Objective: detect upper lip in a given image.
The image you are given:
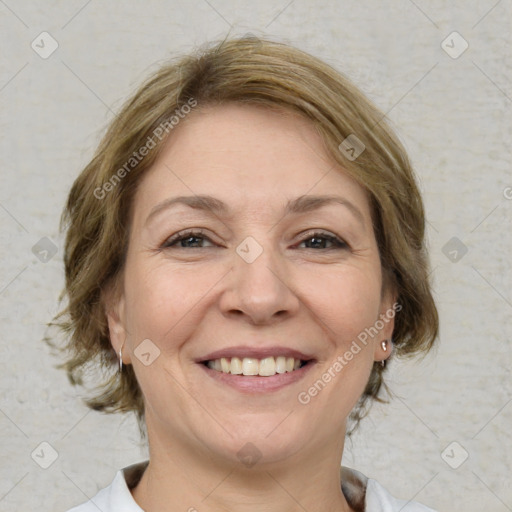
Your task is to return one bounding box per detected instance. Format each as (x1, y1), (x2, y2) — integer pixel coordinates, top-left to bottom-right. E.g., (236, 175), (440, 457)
(196, 345), (316, 363)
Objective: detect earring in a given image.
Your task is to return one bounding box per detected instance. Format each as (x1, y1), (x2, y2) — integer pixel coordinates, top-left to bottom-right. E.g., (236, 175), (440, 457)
(381, 339), (389, 368)
(118, 341), (124, 374)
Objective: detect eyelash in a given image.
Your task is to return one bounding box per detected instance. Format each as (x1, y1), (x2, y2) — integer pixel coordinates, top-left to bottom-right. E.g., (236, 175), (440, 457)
(161, 229), (348, 251)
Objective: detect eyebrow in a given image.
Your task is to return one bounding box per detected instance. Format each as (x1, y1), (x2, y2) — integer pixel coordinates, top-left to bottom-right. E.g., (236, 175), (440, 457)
(145, 194), (366, 227)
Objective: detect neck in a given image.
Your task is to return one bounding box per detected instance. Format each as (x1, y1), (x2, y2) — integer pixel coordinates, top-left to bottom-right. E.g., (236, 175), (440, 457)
(131, 418), (355, 512)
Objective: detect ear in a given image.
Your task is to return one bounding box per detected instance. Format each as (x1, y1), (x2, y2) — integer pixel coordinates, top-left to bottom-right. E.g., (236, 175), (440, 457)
(373, 281), (399, 364)
(103, 282), (131, 365)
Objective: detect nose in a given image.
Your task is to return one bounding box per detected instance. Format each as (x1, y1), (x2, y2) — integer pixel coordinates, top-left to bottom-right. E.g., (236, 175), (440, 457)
(219, 239), (300, 325)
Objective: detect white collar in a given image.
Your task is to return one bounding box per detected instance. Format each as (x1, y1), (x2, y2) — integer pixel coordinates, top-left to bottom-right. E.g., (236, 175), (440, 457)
(92, 460), (435, 512)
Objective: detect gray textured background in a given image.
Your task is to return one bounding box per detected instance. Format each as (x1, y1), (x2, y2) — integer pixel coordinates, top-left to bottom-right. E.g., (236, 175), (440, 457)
(1, 1), (511, 511)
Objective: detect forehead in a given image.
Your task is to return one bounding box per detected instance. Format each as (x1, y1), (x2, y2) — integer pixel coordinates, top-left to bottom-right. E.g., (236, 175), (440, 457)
(131, 103), (371, 224)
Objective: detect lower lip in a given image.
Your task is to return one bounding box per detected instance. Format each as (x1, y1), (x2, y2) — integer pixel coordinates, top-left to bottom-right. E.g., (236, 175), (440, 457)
(198, 361), (316, 393)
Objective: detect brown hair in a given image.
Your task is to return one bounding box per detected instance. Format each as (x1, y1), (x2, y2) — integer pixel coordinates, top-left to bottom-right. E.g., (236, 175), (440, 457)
(45, 35), (438, 441)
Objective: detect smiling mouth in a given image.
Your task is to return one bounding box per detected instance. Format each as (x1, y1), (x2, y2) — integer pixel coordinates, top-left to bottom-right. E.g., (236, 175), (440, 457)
(200, 356), (313, 377)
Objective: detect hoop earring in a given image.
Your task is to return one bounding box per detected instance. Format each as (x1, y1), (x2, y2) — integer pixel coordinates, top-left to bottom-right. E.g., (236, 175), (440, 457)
(118, 341), (124, 374)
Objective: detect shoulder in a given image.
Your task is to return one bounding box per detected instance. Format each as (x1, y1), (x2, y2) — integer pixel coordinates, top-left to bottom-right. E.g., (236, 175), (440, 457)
(64, 461), (148, 512)
(64, 483), (112, 512)
(365, 476), (438, 511)
(340, 466), (438, 512)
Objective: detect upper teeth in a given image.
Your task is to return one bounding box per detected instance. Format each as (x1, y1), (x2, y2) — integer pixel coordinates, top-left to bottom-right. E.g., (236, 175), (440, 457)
(206, 356), (303, 376)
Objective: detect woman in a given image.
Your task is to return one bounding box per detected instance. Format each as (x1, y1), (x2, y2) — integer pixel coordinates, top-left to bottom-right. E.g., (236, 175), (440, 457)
(50, 35), (439, 512)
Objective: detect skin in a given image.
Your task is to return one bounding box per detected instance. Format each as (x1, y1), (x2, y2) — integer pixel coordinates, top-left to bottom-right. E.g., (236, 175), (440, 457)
(106, 103), (396, 512)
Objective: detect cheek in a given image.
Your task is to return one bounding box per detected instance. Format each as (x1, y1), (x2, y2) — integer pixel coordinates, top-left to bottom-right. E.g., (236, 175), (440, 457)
(303, 266), (383, 344)
(300, 269), (381, 416)
(124, 262), (217, 345)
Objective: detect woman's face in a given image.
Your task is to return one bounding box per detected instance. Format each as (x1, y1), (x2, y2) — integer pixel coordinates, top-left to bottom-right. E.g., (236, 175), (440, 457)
(107, 103), (395, 467)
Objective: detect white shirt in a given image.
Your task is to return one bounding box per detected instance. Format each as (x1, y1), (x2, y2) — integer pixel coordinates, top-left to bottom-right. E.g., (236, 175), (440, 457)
(65, 460), (437, 512)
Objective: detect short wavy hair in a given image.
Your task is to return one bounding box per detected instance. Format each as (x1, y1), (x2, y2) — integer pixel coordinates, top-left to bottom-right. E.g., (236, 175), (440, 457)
(45, 35), (439, 442)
